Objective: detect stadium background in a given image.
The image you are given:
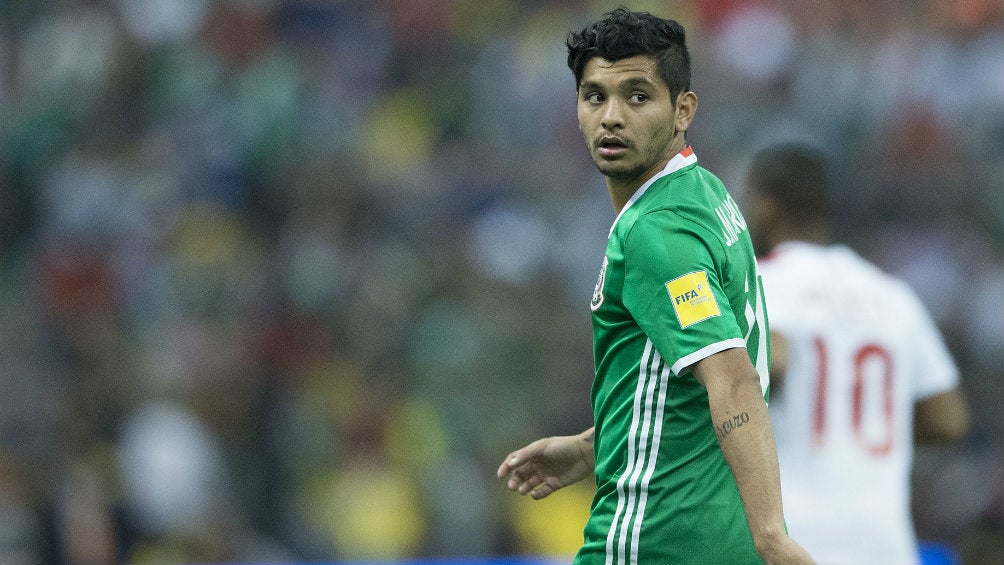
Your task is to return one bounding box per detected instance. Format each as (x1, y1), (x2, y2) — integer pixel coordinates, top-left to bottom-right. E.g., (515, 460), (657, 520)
(0, 0), (1001, 563)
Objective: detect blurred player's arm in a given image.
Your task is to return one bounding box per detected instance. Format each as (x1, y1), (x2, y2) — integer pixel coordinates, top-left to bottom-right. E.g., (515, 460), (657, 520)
(693, 347), (815, 565)
(497, 428), (595, 500)
(915, 388), (970, 445)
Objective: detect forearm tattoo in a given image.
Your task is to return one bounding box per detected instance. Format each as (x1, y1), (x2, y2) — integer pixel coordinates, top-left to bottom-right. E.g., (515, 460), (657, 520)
(715, 412), (750, 440)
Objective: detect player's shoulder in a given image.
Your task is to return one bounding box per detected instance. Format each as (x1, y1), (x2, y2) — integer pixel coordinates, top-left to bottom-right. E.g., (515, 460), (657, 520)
(636, 165), (730, 224)
(760, 242), (896, 291)
(616, 164), (735, 252)
(762, 243), (873, 274)
(770, 243), (926, 308)
(830, 246), (921, 298)
(759, 241), (832, 274)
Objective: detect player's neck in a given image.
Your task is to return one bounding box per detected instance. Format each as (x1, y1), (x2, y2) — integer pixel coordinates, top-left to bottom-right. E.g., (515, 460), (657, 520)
(774, 223), (831, 248)
(607, 181), (635, 214)
(605, 143), (685, 213)
(800, 223), (831, 245)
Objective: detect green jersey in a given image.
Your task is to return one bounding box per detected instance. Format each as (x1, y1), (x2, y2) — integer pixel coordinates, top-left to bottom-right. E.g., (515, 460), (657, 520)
(577, 147), (771, 565)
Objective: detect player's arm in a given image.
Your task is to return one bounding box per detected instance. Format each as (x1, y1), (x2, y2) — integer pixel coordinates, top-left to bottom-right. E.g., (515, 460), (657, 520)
(692, 347), (815, 565)
(497, 427), (595, 500)
(915, 387), (970, 445)
(903, 286), (971, 445)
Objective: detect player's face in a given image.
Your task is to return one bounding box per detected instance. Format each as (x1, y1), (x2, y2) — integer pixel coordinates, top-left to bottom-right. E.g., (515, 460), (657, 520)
(576, 55), (694, 188)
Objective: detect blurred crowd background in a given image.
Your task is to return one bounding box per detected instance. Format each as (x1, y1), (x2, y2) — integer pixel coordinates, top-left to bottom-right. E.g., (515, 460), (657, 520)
(0, 0), (1001, 564)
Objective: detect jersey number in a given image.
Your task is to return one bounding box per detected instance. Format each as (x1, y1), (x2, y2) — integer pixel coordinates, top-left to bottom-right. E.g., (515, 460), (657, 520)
(812, 337), (894, 455)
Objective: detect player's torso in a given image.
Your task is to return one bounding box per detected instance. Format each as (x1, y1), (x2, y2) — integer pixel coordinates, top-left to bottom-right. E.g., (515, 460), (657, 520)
(590, 164), (758, 472)
(581, 163), (765, 565)
(762, 244), (921, 470)
(760, 243), (923, 564)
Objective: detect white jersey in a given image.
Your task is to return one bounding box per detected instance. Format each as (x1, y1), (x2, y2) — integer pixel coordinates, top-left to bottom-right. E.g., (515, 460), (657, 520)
(759, 242), (959, 565)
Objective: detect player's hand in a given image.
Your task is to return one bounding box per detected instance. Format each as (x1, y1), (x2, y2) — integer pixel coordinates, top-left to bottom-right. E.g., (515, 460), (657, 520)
(755, 534), (816, 565)
(496, 431), (594, 500)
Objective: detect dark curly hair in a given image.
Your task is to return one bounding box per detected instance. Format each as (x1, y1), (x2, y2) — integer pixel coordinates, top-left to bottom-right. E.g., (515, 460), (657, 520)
(567, 7), (691, 103)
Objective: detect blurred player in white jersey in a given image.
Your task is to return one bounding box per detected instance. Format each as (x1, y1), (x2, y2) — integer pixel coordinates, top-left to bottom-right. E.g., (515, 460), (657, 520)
(747, 143), (971, 565)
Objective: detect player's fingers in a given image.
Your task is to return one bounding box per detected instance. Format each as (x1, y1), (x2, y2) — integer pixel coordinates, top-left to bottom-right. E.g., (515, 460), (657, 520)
(530, 483), (555, 500)
(497, 450), (527, 478)
(502, 462), (528, 487)
(497, 455), (515, 478)
(515, 472), (545, 495)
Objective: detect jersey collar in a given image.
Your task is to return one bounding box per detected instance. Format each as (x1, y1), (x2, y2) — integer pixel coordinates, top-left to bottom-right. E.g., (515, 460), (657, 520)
(609, 145), (697, 237)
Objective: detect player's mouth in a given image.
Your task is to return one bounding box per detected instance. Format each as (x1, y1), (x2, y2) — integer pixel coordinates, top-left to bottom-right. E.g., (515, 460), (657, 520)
(597, 136), (628, 159)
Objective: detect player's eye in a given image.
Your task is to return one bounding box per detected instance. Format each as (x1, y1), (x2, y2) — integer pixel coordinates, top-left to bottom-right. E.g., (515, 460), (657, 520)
(585, 92), (603, 104)
(629, 93), (648, 103)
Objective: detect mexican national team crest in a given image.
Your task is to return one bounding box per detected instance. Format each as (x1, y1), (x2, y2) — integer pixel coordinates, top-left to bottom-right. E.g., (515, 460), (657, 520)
(591, 256), (608, 311)
(666, 270), (721, 328)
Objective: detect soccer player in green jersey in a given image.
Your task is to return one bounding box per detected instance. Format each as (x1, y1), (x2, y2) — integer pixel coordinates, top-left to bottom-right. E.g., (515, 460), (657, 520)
(497, 9), (814, 565)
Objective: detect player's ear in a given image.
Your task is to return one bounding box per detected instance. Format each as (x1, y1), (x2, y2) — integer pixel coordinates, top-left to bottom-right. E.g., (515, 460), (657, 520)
(674, 91), (697, 132)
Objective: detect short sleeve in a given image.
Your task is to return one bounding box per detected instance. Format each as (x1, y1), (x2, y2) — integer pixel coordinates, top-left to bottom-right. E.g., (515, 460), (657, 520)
(622, 211), (743, 375)
(902, 287), (960, 399)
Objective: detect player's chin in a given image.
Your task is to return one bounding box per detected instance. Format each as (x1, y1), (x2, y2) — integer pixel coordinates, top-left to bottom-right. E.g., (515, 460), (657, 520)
(595, 161), (642, 180)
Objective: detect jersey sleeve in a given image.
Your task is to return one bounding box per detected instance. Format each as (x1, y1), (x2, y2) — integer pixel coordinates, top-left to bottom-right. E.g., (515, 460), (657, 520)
(901, 285), (960, 399)
(622, 210), (744, 376)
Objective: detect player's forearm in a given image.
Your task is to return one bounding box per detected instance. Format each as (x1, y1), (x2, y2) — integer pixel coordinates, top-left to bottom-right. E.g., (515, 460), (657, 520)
(707, 376), (787, 551)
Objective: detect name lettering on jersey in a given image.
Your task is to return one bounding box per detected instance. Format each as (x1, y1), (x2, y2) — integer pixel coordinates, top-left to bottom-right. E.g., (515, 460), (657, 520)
(714, 194), (748, 247)
(665, 270), (721, 328)
(591, 256), (608, 311)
